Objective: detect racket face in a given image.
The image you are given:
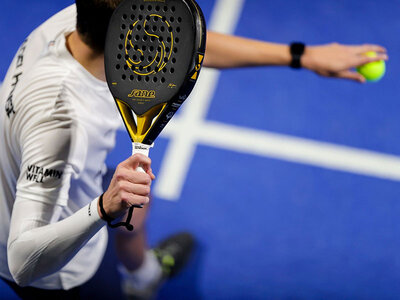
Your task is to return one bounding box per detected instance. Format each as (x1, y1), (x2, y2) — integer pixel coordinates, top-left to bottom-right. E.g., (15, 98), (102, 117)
(105, 0), (206, 117)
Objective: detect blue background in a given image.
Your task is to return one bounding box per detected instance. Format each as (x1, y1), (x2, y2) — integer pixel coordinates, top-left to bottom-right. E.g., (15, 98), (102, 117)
(1, 0), (400, 299)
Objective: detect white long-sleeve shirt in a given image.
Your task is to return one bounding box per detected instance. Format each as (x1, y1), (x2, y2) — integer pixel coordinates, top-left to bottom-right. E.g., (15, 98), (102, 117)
(0, 5), (122, 289)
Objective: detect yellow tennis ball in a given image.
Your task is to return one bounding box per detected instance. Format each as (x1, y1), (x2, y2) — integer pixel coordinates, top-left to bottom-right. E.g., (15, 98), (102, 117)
(356, 51), (386, 82)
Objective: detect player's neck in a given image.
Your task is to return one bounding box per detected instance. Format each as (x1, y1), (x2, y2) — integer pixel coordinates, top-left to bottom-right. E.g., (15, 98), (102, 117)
(66, 31), (106, 82)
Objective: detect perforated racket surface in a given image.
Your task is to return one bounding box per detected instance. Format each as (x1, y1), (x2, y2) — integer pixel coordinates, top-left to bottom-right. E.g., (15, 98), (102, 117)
(105, 0), (206, 145)
(104, 0), (206, 230)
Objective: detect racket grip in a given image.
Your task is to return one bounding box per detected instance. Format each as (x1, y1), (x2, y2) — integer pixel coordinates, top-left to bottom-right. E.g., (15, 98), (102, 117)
(131, 142), (154, 208)
(132, 142), (153, 172)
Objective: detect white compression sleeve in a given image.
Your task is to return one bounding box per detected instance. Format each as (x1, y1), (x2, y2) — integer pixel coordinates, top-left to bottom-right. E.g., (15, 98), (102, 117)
(7, 197), (105, 287)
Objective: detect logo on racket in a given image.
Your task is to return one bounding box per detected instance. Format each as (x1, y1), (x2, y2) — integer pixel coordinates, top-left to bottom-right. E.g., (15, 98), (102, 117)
(124, 14), (174, 76)
(128, 89), (156, 99)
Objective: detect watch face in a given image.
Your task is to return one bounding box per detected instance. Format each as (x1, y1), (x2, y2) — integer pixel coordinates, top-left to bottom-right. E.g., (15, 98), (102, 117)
(290, 42), (305, 55)
(290, 42), (305, 69)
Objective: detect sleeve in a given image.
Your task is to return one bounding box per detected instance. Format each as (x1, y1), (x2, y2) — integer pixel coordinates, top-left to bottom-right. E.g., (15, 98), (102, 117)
(7, 197), (105, 287)
(7, 86), (103, 286)
(15, 90), (87, 206)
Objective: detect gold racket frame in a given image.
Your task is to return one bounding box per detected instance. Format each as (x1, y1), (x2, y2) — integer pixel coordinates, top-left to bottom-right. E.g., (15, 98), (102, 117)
(116, 100), (167, 143)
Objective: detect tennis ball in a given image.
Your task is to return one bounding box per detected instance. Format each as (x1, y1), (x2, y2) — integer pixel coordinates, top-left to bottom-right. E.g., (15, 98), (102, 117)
(356, 51), (386, 82)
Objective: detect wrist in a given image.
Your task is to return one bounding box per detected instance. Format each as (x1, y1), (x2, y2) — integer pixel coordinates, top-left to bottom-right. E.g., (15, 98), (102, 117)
(89, 196), (103, 223)
(98, 193), (115, 223)
(299, 46), (316, 71)
(98, 193), (135, 231)
(97, 195), (104, 220)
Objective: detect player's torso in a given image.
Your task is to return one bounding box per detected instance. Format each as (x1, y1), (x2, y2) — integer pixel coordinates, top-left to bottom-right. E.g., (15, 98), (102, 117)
(57, 59), (121, 211)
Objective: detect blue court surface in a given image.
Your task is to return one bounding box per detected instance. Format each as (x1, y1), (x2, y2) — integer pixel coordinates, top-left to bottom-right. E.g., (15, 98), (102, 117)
(1, 0), (400, 299)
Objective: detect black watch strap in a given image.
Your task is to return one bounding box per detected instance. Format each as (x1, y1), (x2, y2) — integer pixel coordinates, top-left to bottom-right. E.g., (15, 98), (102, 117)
(290, 42), (305, 69)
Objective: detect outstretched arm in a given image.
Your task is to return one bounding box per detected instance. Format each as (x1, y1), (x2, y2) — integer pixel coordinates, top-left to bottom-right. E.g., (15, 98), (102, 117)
(204, 31), (388, 83)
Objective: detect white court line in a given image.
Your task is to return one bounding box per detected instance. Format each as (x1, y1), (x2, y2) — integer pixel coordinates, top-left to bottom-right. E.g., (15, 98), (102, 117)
(154, 0), (246, 200)
(163, 120), (400, 182)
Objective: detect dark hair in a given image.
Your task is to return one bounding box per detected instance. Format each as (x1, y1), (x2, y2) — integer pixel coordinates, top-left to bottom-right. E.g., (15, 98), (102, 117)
(75, 0), (122, 53)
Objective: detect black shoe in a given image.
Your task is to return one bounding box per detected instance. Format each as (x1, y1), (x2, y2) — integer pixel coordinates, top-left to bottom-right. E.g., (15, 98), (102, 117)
(153, 232), (195, 279)
(121, 232), (195, 300)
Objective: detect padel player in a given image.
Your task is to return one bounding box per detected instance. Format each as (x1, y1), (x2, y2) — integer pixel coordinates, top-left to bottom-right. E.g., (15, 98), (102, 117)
(0, 1), (387, 299)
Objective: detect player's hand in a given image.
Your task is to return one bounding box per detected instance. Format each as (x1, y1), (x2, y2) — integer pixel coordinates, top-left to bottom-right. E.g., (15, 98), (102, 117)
(301, 43), (388, 83)
(99, 154), (155, 219)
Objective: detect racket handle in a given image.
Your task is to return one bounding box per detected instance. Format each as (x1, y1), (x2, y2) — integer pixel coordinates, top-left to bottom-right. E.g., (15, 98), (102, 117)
(115, 143), (154, 231)
(132, 142), (153, 172)
(131, 142), (154, 209)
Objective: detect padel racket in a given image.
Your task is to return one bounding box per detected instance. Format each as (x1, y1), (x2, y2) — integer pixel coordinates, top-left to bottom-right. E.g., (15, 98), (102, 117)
(105, 0), (206, 230)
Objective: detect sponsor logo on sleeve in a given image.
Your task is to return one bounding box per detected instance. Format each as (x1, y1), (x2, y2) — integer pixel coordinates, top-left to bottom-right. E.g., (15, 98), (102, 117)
(25, 164), (63, 183)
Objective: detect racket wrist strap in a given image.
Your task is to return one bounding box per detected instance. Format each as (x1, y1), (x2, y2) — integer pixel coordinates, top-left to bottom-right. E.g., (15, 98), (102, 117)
(99, 193), (135, 231)
(289, 42), (305, 69)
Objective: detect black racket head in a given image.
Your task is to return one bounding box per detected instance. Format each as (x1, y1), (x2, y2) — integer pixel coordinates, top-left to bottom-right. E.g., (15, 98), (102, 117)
(105, 0), (206, 117)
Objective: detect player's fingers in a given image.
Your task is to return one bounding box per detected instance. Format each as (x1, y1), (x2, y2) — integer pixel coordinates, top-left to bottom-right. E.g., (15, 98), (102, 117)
(114, 167), (151, 184)
(137, 159), (154, 178)
(120, 153), (152, 170)
(352, 44), (387, 55)
(129, 195), (150, 207)
(336, 70), (366, 83)
(120, 181), (151, 197)
(126, 170), (152, 184)
(355, 54), (387, 68)
(121, 193), (150, 208)
(135, 156), (154, 175)
(146, 168), (156, 180)
(118, 154), (154, 180)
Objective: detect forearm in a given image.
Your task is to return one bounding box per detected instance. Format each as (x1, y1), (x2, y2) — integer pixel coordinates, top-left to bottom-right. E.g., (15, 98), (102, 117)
(7, 197), (104, 286)
(7, 153), (154, 287)
(204, 32), (388, 82)
(204, 31), (291, 69)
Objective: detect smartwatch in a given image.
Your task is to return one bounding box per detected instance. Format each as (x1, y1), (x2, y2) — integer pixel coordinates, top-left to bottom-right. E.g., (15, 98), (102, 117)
(290, 42), (305, 69)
